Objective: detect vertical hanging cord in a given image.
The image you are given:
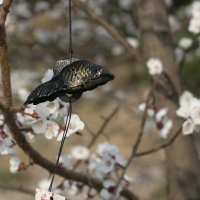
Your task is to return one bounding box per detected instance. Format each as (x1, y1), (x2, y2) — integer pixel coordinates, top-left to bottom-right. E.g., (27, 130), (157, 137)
(48, 103), (72, 193)
(69, 0), (73, 63)
(48, 1), (73, 196)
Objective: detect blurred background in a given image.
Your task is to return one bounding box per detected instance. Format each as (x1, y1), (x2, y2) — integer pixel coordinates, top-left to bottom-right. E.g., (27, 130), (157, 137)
(0, 0), (199, 199)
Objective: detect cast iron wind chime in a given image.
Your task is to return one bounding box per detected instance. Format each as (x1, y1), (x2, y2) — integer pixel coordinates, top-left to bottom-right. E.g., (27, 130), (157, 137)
(25, 0), (114, 198)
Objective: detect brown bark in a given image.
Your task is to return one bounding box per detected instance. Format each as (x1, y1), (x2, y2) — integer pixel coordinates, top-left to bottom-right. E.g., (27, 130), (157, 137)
(135, 0), (200, 200)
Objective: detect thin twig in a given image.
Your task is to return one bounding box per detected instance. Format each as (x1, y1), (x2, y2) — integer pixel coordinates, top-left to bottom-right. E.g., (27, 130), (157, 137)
(72, 0), (147, 64)
(135, 127), (182, 157)
(161, 72), (180, 101)
(88, 106), (120, 149)
(12, 108), (36, 118)
(73, 106), (120, 169)
(114, 76), (159, 197)
(0, 182), (34, 196)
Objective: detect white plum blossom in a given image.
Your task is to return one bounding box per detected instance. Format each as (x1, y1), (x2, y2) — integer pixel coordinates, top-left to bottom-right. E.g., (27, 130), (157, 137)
(157, 116), (173, 139)
(178, 37), (193, 50)
(52, 188), (67, 197)
(1, 147), (16, 155)
(9, 157), (24, 173)
(58, 154), (72, 170)
(115, 154), (127, 167)
(31, 119), (47, 134)
(71, 146), (90, 160)
(41, 69), (53, 83)
(179, 91), (193, 108)
(155, 107), (169, 122)
(96, 155), (115, 174)
(138, 103), (155, 117)
(190, 107), (200, 125)
(65, 114), (84, 136)
(118, 0), (133, 10)
(0, 135), (13, 154)
(16, 105), (36, 127)
(189, 98), (200, 123)
(17, 88), (30, 102)
(97, 142), (119, 157)
(63, 180), (73, 189)
(174, 47), (185, 62)
(176, 107), (190, 119)
(126, 37), (139, 49)
(48, 100), (60, 116)
(175, 91), (200, 135)
(38, 178), (52, 190)
(182, 118), (195, 135)
(24, 131), (35, 143)
(87, 154), (101, 172)
(191, 1), (200, 18)
(0, 114), (4, 126)
(36, 102), (50, 118)
(44, 121), (59, 139)
(164, 0), (173, 7)
(123, 174), (135, 187)
(100, 180), (122, 200)
(111, 44), (125, 56)
(146, 58), (163, 75)
(63, 180), (83, 196)
(57, 114), (84, 141)
(188, 17), (200, 34)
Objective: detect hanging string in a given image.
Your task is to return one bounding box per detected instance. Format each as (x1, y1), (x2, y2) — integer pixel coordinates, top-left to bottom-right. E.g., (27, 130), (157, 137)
(48, 1), (74, 196)
(48, 103), (72, 193)
(69, 0), (73, 63)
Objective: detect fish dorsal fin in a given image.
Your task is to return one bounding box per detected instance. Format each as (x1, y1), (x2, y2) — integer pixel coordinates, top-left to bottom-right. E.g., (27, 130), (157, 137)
(53, 57), (81, 76)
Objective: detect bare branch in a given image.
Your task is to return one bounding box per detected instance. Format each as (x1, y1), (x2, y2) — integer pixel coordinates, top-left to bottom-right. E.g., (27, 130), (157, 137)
(87, 105), (120, 149)
(0, 182), (34, 196)
(135, 127), (182, 157)
(72, 0), (147, 64)
(113, 75), (159, 196)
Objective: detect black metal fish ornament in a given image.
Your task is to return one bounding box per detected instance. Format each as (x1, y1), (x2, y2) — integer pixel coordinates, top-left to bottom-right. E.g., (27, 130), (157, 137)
(24, 58), (115, 105)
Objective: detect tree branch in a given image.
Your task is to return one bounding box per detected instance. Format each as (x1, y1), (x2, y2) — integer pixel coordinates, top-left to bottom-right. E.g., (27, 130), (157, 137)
(72, 0), (147, 64)
(135, 127), (182, 157)
(0, 0), (13, 108)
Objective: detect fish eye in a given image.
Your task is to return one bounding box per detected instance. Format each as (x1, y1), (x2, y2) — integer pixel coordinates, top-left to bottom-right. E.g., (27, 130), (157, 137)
(98, 68), (103, 73)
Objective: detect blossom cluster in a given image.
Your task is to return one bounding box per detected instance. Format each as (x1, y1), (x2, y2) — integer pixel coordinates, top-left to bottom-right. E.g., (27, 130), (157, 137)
(35, 142), (128, 199)
(188, 1), (200, 34)
(138, 102), (173, 139)
(16, 99), (84, 140)
(176, 91), (200, 135)
(0, 114), (16, 155)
